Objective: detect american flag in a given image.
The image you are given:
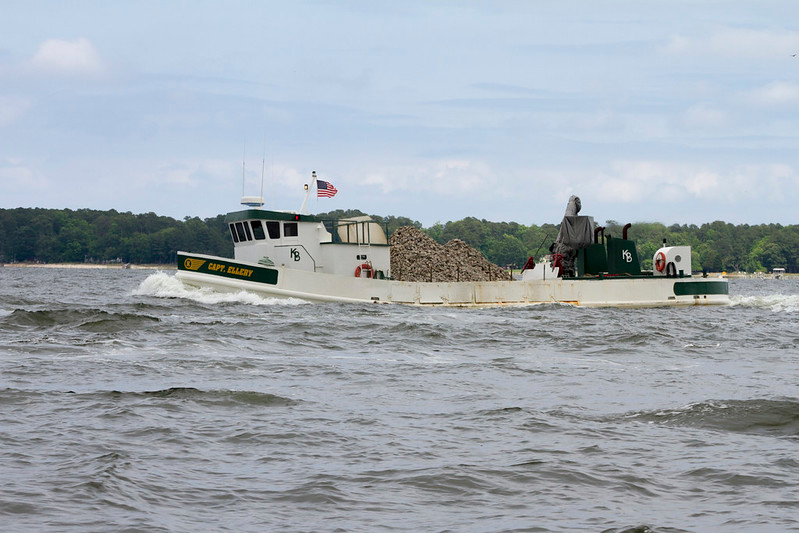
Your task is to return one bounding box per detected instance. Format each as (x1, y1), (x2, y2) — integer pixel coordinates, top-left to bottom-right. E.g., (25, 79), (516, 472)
(316, 179), (338, 198)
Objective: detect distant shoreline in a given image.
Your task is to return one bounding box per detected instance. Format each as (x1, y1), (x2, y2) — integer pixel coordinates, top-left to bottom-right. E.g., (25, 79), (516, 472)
(1, 262), (793, 277)
(0, 263), (174, 270)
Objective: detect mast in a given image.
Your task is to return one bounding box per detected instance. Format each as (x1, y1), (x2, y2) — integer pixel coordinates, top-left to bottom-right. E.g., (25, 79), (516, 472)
(260, 145), (265, 203)
(239, 142), (264, 208)
(298, 171), (315, 214)
(241, 143), (246, 198)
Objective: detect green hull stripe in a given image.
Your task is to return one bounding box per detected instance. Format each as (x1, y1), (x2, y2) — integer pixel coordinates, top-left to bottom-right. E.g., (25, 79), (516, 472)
(673, 280), (728, 296)
(178, 254), (278, 285)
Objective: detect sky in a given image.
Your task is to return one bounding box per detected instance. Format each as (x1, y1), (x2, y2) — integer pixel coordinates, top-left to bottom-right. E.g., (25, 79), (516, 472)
(1, 1), (798, 227)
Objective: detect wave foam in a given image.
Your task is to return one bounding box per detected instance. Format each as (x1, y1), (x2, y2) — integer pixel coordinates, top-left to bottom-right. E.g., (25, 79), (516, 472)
(132, 272), (308, 306)
(731, 294), (799, 312)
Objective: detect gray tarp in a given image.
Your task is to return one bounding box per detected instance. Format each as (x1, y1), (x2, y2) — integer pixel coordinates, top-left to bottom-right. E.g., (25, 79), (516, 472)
(563, 195), (581, 217)
(551, 195), (594, 276)
(556, 216), (594, 249)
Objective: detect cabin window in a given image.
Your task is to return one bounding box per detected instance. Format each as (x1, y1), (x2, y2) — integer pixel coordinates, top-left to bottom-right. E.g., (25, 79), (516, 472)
(235, 222), (249, 242)
(283, 222), (298, 237)
(229, 224), (239, 243)
(243, 221), (253, 240)
(251, 220), (266, 240)
(266, 221), (280, 239)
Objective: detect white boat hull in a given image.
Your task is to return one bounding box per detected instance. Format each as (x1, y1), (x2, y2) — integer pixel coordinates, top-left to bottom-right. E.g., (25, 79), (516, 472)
(176, 252), (730, 307)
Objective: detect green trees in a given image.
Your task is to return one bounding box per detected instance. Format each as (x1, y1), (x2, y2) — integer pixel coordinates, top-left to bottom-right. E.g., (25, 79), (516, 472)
(425, 218), (558, 268)
(0, 208), (231, 264)
(0, 207), (796, 272)
(749, 227), (799, 273)
(485, 234), (528, 267)
(609, 220), (799, 273)
(427, 217), (799, 272)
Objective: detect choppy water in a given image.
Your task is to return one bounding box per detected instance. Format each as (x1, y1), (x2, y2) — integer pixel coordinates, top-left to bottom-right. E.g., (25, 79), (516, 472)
(1, 267), (798, 532)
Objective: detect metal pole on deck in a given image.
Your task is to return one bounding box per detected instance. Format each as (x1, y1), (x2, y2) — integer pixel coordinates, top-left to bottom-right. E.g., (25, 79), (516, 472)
(298, 172), (315, 214)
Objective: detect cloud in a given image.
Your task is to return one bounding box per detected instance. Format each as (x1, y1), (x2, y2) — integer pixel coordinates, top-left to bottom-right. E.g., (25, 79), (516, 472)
(590, 160), (797, 206)
(26, 37), (105, 77)
(360, 159), (499, 196)
(131, 159), (243, 190)
(661, 26), (799, 60)
(0, 95), (32, 127)
(680, 105), (726, 128)
(746, 81), (799, 106)
(0, 158), (49, 193)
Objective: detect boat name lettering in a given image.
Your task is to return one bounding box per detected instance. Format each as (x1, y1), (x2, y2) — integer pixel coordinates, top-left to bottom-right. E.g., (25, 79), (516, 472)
(206, 262), (253, 277)
(290, 248), (301, 261)
(622, 250), (632, 263)
(226, 266), (253, 277)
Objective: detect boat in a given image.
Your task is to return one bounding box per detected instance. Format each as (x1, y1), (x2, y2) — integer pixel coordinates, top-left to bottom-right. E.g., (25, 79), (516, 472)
(772, 267), (785, 279)
(175, 182), (729, 307)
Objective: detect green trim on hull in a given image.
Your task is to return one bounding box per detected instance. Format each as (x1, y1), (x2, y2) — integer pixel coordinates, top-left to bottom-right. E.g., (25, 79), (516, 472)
(673, 280), (728, 296)
(177, 253), (278, 285)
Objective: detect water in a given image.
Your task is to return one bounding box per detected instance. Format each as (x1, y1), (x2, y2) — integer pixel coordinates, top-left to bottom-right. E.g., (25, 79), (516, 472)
(1, 268), (798, 532)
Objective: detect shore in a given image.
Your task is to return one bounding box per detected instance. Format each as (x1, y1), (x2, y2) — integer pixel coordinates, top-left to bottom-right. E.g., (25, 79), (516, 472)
(2, 263), (793, 277)
(0, 263), (174, 270)
(724, 271), (797, 279)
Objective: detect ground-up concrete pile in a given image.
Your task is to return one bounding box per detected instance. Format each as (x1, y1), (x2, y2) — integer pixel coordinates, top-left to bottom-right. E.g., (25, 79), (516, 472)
(389, 226), (511, 282)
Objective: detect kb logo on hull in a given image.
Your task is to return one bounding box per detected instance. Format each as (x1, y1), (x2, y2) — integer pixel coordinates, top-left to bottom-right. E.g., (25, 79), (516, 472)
(184, 258), (206, 271)
(290, 248), (301, 261)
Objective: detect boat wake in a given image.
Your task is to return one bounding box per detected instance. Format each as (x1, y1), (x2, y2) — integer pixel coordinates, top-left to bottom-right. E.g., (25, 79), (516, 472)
(730, 293), (799, 312)
(133, 272), (308, 306)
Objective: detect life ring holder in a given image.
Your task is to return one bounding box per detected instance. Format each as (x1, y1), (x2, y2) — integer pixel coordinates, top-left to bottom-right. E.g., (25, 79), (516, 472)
(655, 252), (666, 273)
(354, 263), (373, 278)
(665, 261), (677, 278)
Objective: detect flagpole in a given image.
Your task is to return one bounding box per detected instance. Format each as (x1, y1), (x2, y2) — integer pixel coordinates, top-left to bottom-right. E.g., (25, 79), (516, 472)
(299, 171), (315, 214)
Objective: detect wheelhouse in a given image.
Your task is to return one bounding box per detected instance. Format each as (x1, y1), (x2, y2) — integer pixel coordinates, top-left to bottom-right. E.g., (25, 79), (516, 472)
(225, 209), (391, 278)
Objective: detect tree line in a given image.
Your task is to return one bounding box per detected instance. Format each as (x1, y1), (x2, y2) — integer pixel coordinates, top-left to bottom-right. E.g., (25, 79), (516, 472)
(0, 208), (232, 265)
(0, 207), (796, 273)
(424, 216), (798, 273)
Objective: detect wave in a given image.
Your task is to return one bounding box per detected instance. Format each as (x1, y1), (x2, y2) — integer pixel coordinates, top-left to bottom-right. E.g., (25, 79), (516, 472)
(1, 307), (159, 332)
(624, 399), (799, 437)
(134, 386), (297, 407)
(0, 386), (296, 408)
(133, 272), (308, 306)
(600, 526), (667, 533)
(731, 294), (799, 312)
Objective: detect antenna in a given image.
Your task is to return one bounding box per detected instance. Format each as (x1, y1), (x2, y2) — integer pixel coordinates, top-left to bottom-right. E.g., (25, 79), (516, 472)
(239, 141), (264, 208)
(241, 142), (246, 197)
(260, 143), (265, 203)
(270, 151), (274, 210)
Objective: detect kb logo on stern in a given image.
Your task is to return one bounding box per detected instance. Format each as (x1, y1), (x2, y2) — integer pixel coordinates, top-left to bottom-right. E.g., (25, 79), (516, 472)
(290, 248), (301, 261)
